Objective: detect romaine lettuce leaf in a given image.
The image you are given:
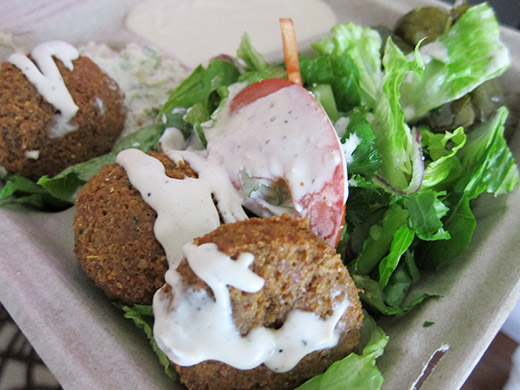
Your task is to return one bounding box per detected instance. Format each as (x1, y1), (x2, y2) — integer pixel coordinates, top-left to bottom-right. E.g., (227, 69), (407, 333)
(0, 174), (71, 210)
(311, 23), (382, 109)
(353, 274), (435, 316)
(420, 107), (518, 269)
(296, 313), (387, 390)
(236, 33), (286, 84)
(457, 106), (519, 198)
(300, 51), (362, 112)
(421, 127), (466, 190)
(400, 3), (511, 121)
(0, 124), (166, 208)
(404, 190), (450, 242)
(419, 193), (476, 269)
(378, 225), (415, 287)
(341, 108), (381, 178)
(370, 38), (424, 192)
(236, 32), (270, 72)
(350, 203), (409, 276)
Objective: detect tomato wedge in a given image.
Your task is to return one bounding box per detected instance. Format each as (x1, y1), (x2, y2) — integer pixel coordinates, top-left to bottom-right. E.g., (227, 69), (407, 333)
(207, 79), (347, 247)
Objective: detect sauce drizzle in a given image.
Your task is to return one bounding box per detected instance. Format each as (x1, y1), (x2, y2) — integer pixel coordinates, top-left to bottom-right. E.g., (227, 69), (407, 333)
(9, 41), (79, 138)
(154, 242), (350, 372)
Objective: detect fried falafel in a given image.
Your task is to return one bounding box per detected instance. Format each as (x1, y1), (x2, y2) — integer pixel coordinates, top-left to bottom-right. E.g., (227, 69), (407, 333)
(0, 51), (126, 180)
(73, 152), (197, 305)
(157, 215), (363, 390)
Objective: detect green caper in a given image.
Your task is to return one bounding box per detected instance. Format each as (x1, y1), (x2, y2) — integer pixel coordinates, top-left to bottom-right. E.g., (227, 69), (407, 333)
(451, 4), (472, 22)
(395, 7), (452, 47)
(425, 95), (476, 133)
(470, 79), (506, 123)
(372, 25), (414, 54)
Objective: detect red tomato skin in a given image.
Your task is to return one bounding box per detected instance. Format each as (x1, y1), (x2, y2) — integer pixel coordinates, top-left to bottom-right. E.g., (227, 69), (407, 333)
(230, 78), (296, 113)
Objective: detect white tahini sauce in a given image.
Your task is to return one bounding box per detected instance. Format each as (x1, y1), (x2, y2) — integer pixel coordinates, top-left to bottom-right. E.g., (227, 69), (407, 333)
(125, 0), (337, 68)
(116, 148), (247, 268)
(8, 41), (79, 138)
(154, 242), (350, 372)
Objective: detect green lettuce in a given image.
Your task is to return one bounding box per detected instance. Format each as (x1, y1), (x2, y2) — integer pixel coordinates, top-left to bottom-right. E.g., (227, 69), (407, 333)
(0, 124), (165, 208)
(341, 108), (381, 177)
(353, 274), (435, 316)
(421, 126), (466, 190)
(400, 3), (511, 121)
(370, 38), (424, 192)
(38, 124), (166, 202)
(0, 174), (71, 210)
(160, 58), (239, 116)
(296, 313), (387, 390)
(121, 304), (176, 379)
(311, 23), (383, 109)
(236, 33), (286, 83)
(300, 51), (362, 113)
(420, 107), (519, 269)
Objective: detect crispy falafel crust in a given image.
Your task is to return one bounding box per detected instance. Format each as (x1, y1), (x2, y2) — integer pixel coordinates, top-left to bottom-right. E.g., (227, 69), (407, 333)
(0, 56), (126, 180)
(73, 152), (197, 305)
(172, 215), (363, 390)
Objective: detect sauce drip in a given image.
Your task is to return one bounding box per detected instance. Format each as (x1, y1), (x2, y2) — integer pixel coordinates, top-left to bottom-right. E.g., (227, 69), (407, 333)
(9, 41), (79, 138)
(116, 148), (246, 268)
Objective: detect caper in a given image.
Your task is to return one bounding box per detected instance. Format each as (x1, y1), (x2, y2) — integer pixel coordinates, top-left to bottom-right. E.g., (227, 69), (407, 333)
(395, 7), (452, 47)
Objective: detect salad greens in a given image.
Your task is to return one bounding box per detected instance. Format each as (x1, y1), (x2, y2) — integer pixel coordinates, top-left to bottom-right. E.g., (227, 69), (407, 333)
(124, 3), (515, 387)
(296, 312), (387, 390)
(121, 304), (176, 379)
(1, 2), (518, 389)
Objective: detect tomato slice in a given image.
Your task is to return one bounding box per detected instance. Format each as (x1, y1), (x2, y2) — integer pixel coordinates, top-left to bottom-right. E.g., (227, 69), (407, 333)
(230, 78), (295, 113)
(207, 79), (347, 247)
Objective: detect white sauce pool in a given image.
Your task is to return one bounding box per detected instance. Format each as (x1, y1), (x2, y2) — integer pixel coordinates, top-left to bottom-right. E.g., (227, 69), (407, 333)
(125, 0), (337, 68)
(154, 242), (350, 372)
(8, 41), (79, 138)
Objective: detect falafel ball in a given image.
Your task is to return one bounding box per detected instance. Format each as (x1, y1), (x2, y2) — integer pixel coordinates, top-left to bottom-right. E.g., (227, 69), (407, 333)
(0, 54), (126, 180)
(163, 215), (363, 390)
(73, 152), (198, 305)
